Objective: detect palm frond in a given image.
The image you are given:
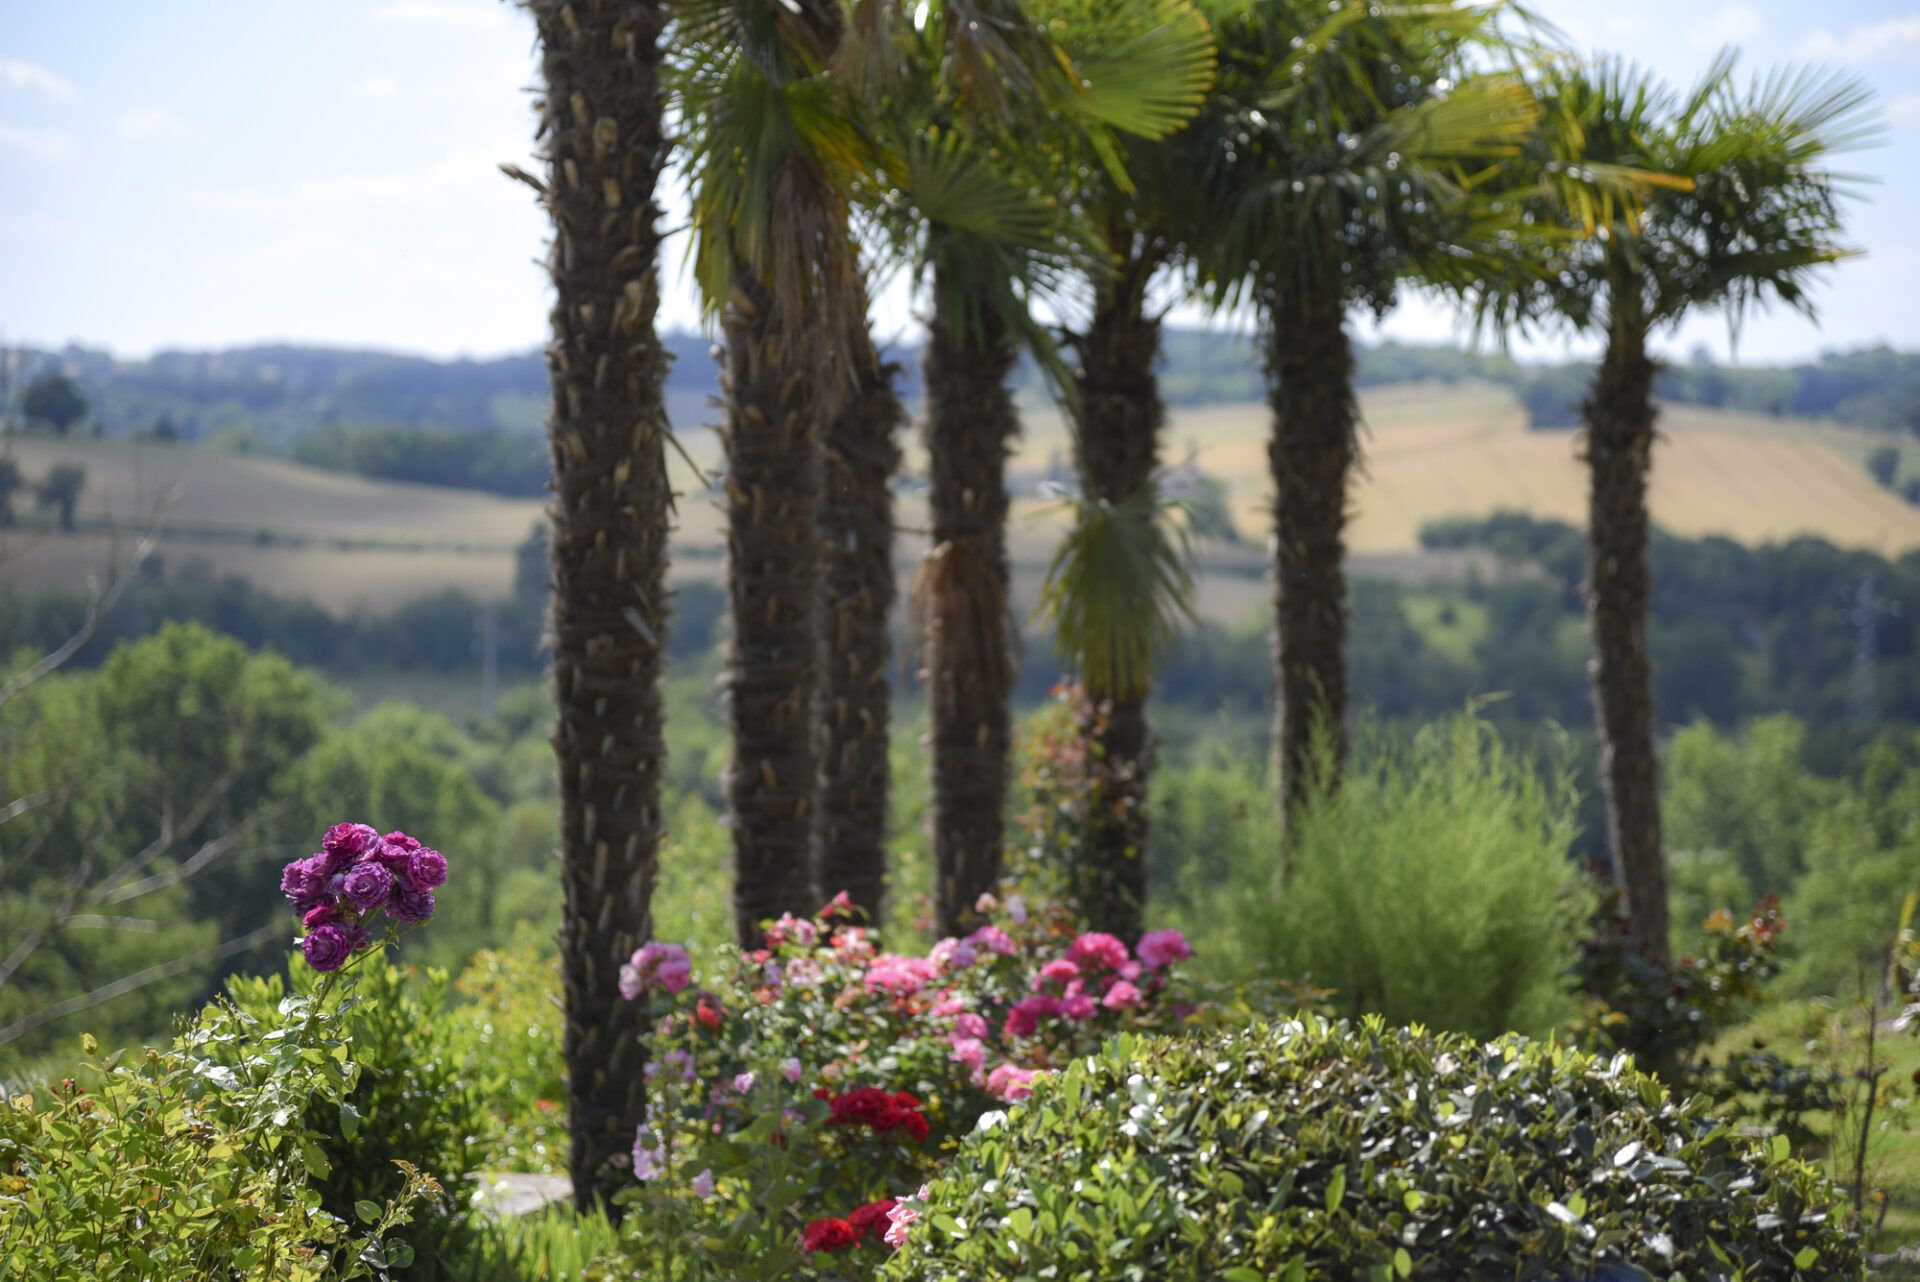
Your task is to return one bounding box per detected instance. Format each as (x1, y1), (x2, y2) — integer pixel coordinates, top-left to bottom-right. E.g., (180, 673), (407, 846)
(1061, 0), (1218, 142)
(1033, 486), (1197, 701)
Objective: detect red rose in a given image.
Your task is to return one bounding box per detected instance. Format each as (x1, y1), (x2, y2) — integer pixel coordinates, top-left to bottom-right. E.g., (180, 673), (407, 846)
(848, 1199), (898, 1240)
(695, 998), (723, 1032)
(800, 1218), (860, 1253)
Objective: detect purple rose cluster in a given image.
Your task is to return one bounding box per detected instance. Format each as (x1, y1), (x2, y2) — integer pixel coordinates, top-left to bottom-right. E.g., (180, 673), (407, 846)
(281, 821), (447, 972)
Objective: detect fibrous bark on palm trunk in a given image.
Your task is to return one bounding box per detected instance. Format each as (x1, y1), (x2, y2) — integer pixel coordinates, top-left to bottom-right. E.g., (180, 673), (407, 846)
(1266, 289), (1357, 819)
(923, 270), (1019, 937)
(1069, 255), (1164, 940)
(814, 350), (903, 924)
(1584, 326), (1670, 965)
(722, 275), (822, 944)
(525, 0), (670, 1211)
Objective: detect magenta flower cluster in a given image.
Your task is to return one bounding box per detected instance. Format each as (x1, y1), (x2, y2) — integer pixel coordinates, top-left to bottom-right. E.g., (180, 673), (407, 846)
(281, 822), (447, 971)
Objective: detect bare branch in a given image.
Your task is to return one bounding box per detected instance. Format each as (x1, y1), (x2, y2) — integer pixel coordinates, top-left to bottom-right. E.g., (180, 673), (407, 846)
(0, 787), (55, 827)
(0, 533), (154, 712)
(0, 922), (283, 1048)
(60, 915), (160, 933)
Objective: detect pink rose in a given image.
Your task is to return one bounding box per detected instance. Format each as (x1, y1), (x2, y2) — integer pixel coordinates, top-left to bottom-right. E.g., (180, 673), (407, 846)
(1067, 932), (1130, 974)
(1103, 980), (1144, 1010)
(1136, 928), (1192, 970)
(1003, 994), (1059, 1040)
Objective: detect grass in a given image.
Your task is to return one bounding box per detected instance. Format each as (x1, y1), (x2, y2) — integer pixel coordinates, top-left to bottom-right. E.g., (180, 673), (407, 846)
(7, 384), (1915, 618)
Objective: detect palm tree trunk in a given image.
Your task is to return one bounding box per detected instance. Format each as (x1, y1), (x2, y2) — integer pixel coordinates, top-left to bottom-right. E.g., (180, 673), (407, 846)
(525, 0), (669, 1211)
(1584, 326), (1670, 965)
(1069, 251), (1163, 940)
(814, 345), (902, 925)
(722, 276), (821, 944)
(1266, 289), (1356, 819)
(923, 269), (1018, 937)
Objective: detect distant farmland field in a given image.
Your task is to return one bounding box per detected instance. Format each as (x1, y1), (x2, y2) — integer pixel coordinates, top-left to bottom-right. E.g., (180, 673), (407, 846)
(5, 382), (1916, 619)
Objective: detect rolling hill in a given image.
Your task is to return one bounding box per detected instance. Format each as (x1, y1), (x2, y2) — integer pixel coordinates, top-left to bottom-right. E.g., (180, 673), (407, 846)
(4, 382), (1916, 622)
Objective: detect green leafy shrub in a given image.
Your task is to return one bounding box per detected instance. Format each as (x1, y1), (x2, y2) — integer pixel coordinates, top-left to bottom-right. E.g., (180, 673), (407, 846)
(887, 1017), (1865, 1282)
(229, 952), (492, 1232)
(447, 929), (568, 1176)
(0, 1002), (433, 1281)
(1205, 714), (1590, 1038)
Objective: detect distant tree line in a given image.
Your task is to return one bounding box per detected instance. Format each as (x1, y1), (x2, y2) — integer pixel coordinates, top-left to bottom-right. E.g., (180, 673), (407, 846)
(7, 518), (1914, 765)
(8, 333), (1914, 460)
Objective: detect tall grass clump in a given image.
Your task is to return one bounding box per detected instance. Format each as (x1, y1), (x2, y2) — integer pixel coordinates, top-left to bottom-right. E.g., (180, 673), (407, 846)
(1205, 713), (1591, 1038)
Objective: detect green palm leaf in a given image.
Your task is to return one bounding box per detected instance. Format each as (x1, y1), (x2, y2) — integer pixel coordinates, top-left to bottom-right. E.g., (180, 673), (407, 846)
(1034, 486), (1197, 702)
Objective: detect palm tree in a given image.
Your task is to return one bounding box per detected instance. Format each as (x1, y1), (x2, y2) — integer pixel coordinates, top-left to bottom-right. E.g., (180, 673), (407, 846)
(1484, 54), (1874, 963)
(871, 1), (1214, 937)
(814, 351), (904, 924)
(1173, 0), (1536, 818)
(518, 0), (673, 1207)
(1038, 37), (1214, 935)
(675, 0), (875, 943)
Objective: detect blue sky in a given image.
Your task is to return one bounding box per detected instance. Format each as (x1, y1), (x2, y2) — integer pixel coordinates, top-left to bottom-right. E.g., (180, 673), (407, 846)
(2, 0), (1917, 364)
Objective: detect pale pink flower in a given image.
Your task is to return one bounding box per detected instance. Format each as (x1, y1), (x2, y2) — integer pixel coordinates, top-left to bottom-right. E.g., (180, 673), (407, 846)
(985, 1064), (1040, 1101)
(966, 925), (1016, 956)
(767, 914), (818, 949)
(1061, 992), (1098, 1022)
(619, 941), (693, 998)
(949, 1036), (986, 1074)
(866, 953), (939, 996)
(1103, 979), (1144, 1010)
(780, 1056), (803, 1083)
(952, 1012), (989, 1040)
(733, 1071), (757, 1094)
(884, 1185), (931, 1249)
(930, 936), (979, 972)
(690, 1169), (715, 1199)
(1006, 895), (1028, 925)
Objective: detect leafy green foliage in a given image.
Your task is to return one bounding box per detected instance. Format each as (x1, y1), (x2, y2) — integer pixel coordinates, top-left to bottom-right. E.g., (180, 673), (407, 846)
(446, 932), (568, 1177)
(1485, 52), (1875, 344)
(0, 994), (435, 1281)
(1175, 0), (1536, 318)
(227, 952), (491, 1225)
(0, 623), (334, 1058)
(887, 1017), (1863, 1281)
(1195, 714), (1591, 1039)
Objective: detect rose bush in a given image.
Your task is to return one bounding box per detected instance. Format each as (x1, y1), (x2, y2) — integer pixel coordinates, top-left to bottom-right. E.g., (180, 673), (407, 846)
(0, 821), (453, 1282)
(605, 893), (1199, 1279)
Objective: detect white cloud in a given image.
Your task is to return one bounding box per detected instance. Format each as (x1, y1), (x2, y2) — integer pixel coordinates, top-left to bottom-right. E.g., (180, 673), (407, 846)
(371, 1), (508, 28)
(114, 107), (194, 142)
(354, 75), (401, 99)
(1805, 14), (1920, 63)
(0, 57), (76, 100)
(0, 121), (70, 159)
(1688, 3), (1761, 51)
